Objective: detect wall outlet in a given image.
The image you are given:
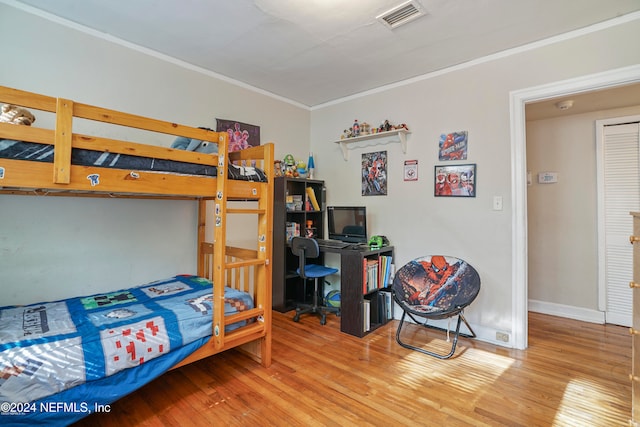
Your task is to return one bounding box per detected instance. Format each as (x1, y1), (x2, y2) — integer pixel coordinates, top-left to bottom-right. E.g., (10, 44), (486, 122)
(496, 331), (510, 342)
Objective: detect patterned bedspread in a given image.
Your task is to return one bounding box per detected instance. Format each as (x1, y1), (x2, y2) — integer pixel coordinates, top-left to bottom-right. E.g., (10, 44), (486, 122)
(0, 139), (268, 182)
(0, 275), (252, 424)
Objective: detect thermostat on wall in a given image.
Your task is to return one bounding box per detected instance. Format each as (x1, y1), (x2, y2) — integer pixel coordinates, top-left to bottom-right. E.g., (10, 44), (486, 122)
(538, 172), (558, 184)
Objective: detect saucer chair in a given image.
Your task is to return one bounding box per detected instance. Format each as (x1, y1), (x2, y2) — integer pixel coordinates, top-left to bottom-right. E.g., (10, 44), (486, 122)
(392, 255), (481, 359)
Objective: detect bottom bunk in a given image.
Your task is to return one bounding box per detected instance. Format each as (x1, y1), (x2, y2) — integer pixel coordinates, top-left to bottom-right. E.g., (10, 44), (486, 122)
(0, 246), (271, 425)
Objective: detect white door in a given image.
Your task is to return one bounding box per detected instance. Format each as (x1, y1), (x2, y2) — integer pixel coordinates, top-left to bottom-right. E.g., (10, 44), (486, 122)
(597, 118), (640, 327)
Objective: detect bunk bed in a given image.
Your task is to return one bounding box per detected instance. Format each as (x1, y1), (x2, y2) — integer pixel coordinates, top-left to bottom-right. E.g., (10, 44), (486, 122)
(0, 85), (274, 424)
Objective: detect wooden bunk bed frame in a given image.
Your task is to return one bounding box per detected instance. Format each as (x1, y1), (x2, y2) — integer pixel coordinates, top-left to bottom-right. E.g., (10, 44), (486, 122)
(0, 85), (274, 368)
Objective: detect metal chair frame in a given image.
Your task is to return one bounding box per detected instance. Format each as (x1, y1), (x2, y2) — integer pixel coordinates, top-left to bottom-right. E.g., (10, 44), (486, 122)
(392, 255), (480, 359)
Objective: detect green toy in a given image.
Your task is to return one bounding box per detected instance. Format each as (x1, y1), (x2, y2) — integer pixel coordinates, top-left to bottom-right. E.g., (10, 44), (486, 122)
(368, 235), (383, 249)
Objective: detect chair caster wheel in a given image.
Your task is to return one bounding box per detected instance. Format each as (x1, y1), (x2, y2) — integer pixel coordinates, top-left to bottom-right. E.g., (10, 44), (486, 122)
(320, 316), (326, 325)
(293, 313), (300, 322)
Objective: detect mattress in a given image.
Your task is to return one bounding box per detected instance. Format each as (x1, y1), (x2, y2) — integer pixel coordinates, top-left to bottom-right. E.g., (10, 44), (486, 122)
(0, 139), (268, 182)
(0, 274), (253, 425)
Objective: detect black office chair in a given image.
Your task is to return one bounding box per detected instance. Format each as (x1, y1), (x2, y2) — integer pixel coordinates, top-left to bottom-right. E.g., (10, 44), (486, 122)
(392, 255), (481, 359)
(291, 237), (340, 325)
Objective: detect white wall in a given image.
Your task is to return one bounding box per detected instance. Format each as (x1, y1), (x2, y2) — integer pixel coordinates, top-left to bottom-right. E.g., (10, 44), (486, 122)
(526, 105), (640, 319)
(310, 18), (640, 342)
(0, 4), (309, 305)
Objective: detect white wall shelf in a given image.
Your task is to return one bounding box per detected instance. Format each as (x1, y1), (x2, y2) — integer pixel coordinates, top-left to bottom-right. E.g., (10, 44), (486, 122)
(333, 129), (410, 160)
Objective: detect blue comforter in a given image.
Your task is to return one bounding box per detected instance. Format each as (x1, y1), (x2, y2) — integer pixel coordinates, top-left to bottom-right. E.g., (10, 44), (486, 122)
(0, 275), (253, 425)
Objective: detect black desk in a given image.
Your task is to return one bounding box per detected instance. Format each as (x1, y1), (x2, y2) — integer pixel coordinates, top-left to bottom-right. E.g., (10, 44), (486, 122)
(319, 245), (394, 337)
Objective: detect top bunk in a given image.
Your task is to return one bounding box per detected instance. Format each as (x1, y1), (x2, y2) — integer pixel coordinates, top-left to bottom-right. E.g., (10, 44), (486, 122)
(0, 85), (273, 200)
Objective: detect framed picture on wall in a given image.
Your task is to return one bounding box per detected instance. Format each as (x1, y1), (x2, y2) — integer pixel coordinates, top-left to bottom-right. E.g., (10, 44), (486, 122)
(434, 164), (476, 197)
(438, 131), (468, 161)
(215, 118), (260, 152)
(404, 160), (418, 181)
(362, 151), (387, 196)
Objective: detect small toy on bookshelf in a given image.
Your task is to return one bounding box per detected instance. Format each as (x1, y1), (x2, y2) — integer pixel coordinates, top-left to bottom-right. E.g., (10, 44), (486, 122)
(305, 220), (316, 238)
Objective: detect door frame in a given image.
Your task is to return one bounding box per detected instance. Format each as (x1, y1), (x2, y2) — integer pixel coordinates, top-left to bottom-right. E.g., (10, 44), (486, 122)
(509, 64), (640, 349)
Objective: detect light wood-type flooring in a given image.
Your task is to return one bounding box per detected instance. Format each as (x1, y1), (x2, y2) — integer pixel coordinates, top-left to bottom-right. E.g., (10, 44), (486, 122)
(74, 311), (631, 426)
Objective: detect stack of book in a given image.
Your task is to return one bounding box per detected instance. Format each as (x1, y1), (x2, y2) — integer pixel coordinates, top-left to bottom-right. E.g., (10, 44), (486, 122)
(362, 255), (394, 293)
(363, 290), (394, 333)
(363, 259), (379, 293)
(378, 255), (394, 288)
(286, 221), (300, 242)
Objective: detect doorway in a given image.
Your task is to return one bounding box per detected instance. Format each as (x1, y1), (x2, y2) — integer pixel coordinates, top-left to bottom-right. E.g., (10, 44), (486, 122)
(510, 64), (640, 349)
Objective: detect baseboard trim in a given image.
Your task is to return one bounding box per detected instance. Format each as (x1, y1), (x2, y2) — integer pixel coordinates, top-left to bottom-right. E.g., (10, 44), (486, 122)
(528, 299), (605, 324)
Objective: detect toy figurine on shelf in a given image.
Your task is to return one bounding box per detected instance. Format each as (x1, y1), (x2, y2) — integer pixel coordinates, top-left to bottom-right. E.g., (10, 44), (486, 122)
(361, 122), (371, 135)
(274, 160), (283, 177)
(353, 119), (360, 136)
(283, 154), (298, 177)
(305, 220), (316, 238)
(296, 160), (307, 178)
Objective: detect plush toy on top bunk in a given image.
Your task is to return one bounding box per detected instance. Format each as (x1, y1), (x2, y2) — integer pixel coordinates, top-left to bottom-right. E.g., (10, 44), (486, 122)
(170, 127), (218, 153)
(0, 104), (36, 126)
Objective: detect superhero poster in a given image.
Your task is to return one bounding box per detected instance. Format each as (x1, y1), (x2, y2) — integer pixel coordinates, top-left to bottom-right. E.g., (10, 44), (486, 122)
(362, 151), (387, 196)
(434, 164), (476, 197)
(438, 131), (468, 161)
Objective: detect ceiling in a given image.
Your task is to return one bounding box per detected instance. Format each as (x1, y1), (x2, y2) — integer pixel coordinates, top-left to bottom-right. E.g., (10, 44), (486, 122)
(525, 83), (640, 121)
(10, 0), (640, 108)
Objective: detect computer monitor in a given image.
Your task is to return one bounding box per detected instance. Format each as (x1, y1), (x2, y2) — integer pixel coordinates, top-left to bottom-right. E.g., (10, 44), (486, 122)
(327, 206), (368, 243)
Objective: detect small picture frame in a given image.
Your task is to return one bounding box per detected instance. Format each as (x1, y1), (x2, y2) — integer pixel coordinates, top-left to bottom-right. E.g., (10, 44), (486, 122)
(404, 160), (418, 181)
(434, 164), (476, 197)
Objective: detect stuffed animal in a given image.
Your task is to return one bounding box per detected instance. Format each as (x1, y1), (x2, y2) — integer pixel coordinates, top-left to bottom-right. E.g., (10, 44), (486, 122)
(170, 127), (218, 154)
(0, 104), (36, 126)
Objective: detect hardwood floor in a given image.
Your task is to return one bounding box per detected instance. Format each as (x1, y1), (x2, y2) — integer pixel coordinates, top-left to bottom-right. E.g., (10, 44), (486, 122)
(74, 311), (631, 426)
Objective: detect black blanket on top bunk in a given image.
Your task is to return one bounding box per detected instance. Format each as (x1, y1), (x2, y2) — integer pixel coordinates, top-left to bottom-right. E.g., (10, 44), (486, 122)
(0, 139), (268, 182)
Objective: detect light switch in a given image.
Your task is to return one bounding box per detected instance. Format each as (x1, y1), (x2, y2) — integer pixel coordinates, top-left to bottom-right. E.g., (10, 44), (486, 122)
(493, 196), (503, 211)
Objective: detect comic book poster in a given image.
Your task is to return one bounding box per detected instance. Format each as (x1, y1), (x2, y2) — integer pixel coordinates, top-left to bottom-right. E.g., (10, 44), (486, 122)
(434, 164), (476, 197)
(362, 151), (387, 196)
(438, 131), (468, 161)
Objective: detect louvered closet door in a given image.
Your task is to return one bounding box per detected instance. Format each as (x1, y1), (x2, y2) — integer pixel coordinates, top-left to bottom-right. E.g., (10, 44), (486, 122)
(602, 122), (640, 326)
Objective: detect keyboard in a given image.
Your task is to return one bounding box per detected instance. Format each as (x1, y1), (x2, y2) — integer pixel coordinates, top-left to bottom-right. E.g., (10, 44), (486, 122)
(315, 239), (350, 249)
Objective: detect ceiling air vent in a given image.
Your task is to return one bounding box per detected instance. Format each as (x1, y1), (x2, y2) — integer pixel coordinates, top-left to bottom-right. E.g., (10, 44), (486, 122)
(377, 1), (425, 29)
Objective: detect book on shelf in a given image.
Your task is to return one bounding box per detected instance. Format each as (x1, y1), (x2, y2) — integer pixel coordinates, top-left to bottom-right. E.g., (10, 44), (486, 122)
(286, 221), (300, 241)
(378, 255), (393, 288)
(305, 187), (320, 211)
(378, 290), (394, 320)
(363, 299), (371, 332)
(369, 293), (382, 325)
(363, 258), (379, 293)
